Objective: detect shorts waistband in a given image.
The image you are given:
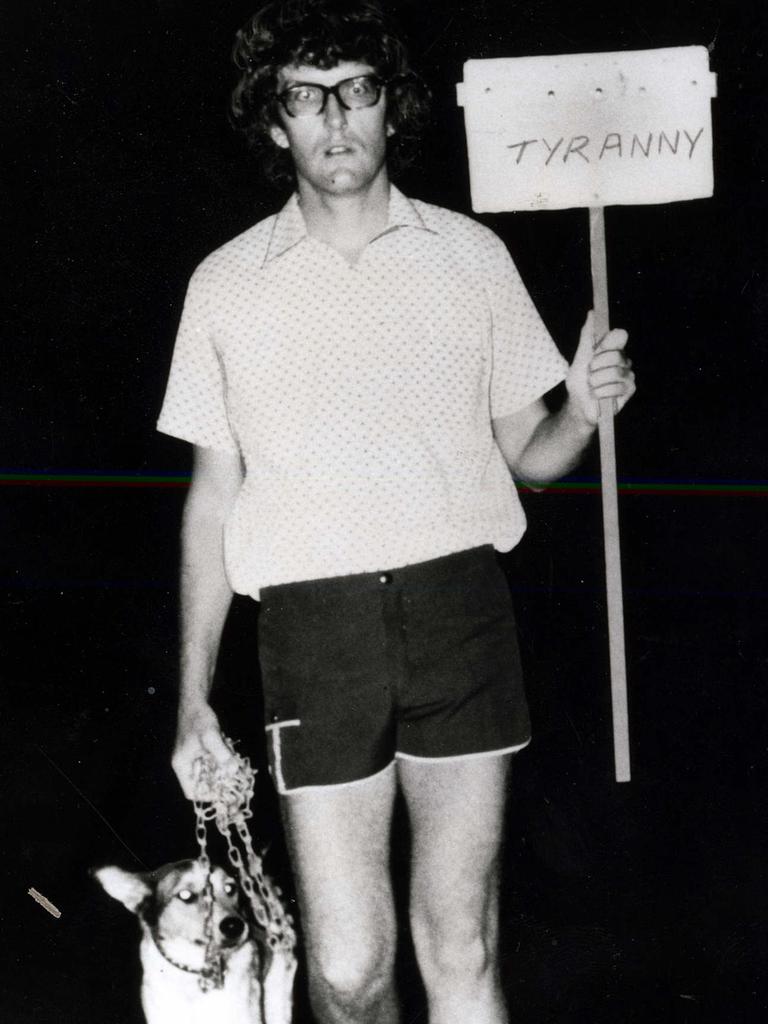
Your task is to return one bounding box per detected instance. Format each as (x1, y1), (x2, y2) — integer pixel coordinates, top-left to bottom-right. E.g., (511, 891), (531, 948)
(260, 545), (495, 600)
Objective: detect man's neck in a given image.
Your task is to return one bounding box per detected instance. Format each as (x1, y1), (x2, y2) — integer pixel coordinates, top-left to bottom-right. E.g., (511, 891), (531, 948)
(296, 172), (390, 264)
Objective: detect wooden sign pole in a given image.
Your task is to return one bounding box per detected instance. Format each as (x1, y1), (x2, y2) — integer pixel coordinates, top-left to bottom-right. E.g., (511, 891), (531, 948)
(589, 206), (631, 782)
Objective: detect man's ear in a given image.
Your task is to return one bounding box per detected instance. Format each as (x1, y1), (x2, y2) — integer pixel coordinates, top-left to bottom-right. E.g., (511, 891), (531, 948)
(270, 123), (290, 150)
(386, 122), (395, 138)
(92, 866), (152, 915)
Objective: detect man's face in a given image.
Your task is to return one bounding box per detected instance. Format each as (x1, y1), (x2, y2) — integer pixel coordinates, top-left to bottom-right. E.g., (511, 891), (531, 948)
(270, 61), (392, 197)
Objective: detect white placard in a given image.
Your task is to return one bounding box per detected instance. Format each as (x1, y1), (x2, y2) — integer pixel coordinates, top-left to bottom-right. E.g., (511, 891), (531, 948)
(457, 46), (717, 212)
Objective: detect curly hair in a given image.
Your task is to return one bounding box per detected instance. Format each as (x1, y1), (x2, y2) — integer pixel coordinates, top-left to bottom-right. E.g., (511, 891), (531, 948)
(230, 0), (431, 185)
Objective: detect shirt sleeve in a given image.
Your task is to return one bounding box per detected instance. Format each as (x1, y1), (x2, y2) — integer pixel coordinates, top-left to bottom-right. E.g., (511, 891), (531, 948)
(156, 264), (239, 454)
(485, 234), (569, 419)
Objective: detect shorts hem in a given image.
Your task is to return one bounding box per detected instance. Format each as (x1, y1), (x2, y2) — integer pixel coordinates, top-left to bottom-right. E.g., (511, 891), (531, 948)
(277, 760), (396, 797)
(394, 738), (531, 763)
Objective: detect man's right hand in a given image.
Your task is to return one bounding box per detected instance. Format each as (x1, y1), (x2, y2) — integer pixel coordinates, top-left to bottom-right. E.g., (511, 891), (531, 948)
(172, 703), (238, 801)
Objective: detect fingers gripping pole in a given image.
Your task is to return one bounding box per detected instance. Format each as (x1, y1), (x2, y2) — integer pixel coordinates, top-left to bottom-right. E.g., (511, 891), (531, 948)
(589, 207), (631, 783)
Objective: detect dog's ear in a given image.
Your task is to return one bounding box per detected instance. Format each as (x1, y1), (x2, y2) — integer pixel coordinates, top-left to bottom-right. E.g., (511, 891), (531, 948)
(92, 866), (152, 915)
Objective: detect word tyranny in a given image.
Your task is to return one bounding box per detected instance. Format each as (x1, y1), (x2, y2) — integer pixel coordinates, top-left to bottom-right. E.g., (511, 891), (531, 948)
(506, 128), (705, 166)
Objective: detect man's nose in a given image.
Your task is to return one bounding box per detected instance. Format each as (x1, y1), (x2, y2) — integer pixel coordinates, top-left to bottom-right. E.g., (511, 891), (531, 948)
(323, 92), (348, 128)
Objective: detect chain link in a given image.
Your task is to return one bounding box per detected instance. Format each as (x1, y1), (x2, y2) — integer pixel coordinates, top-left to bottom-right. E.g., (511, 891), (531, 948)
(192, 736), (296, 991)
(193, 800), (224, 991)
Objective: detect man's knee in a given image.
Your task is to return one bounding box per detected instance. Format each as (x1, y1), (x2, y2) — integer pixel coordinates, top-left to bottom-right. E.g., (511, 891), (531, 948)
(307, 939), (396, 1013)
(411, 908), (498, 985)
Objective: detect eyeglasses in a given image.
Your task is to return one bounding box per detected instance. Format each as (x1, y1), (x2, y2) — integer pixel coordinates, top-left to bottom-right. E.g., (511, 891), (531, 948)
(276, 74), (388, 118)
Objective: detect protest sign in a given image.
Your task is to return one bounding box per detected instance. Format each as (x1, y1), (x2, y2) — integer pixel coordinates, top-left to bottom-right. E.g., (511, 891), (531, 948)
(457, 46), (716, 211)
(458, 47), (717, 781)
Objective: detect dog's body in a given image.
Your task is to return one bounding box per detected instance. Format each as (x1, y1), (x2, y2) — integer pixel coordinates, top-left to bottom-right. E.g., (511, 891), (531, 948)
(94, 859), (295, 1024)
(138, 937), (262, 1024)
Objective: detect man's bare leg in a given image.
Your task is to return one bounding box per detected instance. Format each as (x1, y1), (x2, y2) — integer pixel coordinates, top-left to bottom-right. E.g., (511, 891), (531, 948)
(398, 753), (512, 1024)
(280, 763), (400, 1024)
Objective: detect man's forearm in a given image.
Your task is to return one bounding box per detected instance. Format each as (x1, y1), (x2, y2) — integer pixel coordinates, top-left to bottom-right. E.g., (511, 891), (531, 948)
(495, 312), (634, 489)
(512, 398), (595, 488)
(178, 499), (235, 717)
(171, 446), (243, 798)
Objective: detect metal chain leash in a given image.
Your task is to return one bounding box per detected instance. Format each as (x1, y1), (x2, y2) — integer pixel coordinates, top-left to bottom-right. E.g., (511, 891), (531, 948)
(193, 806), (225, 991)
(192, 735), (296, 991)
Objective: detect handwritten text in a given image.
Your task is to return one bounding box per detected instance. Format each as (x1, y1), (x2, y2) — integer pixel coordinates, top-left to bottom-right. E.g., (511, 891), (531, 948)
(507, 128), (705, 165)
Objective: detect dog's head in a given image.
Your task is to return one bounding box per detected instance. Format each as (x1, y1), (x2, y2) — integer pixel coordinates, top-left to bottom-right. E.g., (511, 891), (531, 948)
(93, 860), (252, 964)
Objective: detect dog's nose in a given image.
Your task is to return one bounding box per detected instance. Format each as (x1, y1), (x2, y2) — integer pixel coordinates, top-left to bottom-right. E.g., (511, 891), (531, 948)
(219, 916), (246, 941)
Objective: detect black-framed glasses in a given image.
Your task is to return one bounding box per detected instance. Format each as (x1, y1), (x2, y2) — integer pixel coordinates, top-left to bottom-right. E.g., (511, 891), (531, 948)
(276, 74), (388, 118)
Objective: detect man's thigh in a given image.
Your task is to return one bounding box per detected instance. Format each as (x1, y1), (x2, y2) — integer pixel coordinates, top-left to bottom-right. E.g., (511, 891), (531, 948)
(398, 753), (512, 918)
(280, 764), (398, 958)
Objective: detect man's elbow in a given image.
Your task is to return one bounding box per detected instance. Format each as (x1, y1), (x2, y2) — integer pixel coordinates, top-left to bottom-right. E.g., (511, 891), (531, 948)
(516, 477), (547, 494)
(511, 463), (552, 494)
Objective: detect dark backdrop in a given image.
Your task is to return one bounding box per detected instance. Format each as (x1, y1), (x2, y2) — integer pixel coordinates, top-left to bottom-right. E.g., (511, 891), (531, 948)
(4, 1), (767, 1021)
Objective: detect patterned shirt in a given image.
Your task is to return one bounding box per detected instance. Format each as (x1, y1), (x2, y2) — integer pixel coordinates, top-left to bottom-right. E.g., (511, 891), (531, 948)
(157, 186), (568, 598)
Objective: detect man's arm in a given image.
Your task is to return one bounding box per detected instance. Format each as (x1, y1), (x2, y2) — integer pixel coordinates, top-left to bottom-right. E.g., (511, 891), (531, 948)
(171, 444), (244, 799)
(493, 311), (635, 487)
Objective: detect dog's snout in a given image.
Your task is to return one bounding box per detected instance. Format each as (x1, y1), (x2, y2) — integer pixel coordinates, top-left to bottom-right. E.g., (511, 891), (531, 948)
(219, 916), (246, 941)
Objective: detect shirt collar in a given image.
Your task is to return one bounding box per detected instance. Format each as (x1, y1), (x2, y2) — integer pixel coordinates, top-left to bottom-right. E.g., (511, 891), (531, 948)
(387, 185), (431, 233)
(263, 185), (435, 265)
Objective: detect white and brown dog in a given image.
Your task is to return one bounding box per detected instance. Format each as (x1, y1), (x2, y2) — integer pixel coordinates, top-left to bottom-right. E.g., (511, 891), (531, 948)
(94, 859), (296, 1024)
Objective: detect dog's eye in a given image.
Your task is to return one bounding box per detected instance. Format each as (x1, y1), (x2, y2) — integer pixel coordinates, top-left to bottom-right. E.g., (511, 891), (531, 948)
(223, 882), (237, 897)
(176, 889), (197, 903)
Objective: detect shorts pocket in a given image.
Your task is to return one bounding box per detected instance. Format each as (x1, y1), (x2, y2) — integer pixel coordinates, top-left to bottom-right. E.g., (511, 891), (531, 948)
(264, 719), (301, 794)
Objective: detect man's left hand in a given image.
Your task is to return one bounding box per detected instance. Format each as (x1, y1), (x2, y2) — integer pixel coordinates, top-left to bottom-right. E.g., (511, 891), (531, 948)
(566, 310), (636, 427)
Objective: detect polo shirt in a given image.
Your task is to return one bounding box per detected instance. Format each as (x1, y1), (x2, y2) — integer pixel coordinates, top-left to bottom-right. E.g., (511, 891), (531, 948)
(157, 186), (568, 598)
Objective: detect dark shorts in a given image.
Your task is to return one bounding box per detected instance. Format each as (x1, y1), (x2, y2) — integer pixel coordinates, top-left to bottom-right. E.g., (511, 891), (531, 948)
(258, 546), (531, 794)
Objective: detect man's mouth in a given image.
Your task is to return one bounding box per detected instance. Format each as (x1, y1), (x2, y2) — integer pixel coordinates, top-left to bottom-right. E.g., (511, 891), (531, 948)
(325, 144), (354, 156)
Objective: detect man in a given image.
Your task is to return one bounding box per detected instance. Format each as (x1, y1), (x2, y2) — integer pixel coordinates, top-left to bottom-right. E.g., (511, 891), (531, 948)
(158, 2), (635, 1022)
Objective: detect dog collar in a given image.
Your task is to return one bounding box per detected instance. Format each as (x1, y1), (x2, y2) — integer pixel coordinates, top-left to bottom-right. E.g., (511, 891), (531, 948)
(149, 926), (224, 988)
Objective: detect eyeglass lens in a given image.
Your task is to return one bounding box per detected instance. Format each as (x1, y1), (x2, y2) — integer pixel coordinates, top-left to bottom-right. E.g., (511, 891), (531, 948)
(281, 76), (382, 117)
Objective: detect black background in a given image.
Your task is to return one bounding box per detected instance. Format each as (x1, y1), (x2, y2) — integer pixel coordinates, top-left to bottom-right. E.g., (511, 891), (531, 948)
(4, 1), (767, 1021)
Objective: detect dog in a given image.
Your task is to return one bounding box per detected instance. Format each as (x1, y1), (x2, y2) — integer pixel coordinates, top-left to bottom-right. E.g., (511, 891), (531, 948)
(94, 859), (296, 1024)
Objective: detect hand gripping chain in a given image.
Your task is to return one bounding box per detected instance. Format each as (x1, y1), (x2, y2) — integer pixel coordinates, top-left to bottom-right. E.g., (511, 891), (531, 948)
(192, 736), (296, 991)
